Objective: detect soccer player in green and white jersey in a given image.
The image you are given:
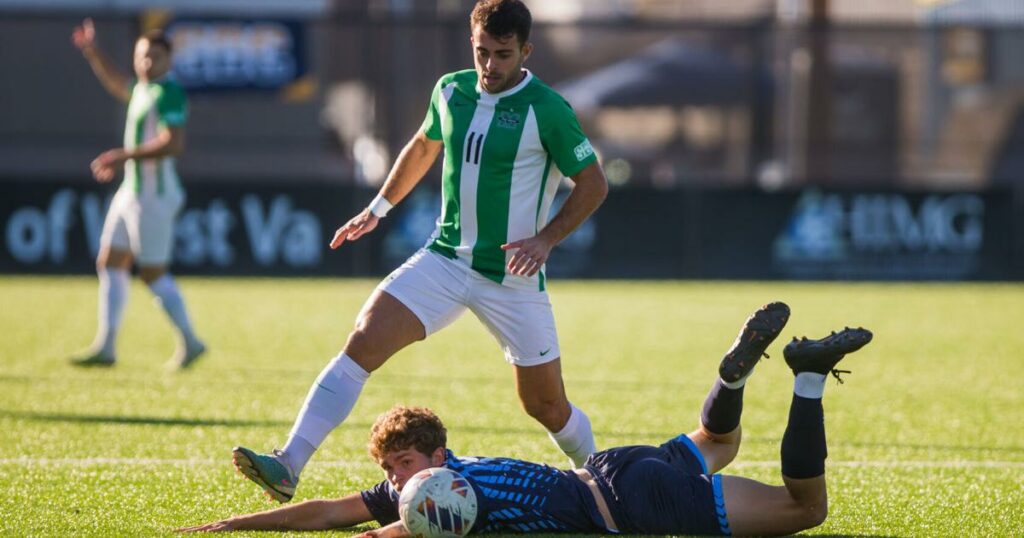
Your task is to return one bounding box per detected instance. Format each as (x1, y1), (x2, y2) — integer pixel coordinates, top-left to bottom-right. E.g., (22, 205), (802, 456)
(233, 0), (610, 503)
(69, 19), (205, 369)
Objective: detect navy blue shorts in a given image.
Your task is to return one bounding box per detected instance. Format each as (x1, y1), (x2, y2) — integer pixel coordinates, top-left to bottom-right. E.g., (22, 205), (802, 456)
(585, 435), (731, 536)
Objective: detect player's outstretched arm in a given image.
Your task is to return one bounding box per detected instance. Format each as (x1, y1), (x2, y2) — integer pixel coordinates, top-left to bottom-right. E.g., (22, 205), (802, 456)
(175, 493), (374, 532)
(354, 520), (411, 538)
(90, 125), (184, 182)
(72, 18), (131, 103)
(502, 161), (608, 277)
(330, 131), (442, 249)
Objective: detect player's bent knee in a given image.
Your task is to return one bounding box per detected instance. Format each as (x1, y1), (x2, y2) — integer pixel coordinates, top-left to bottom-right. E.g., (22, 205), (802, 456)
(792, 500), (828, 531)
(806, 501), (828, 528)
(344, 328), (381, 359)
(521, 398), (568, 431)
(139, 267), (166, 284)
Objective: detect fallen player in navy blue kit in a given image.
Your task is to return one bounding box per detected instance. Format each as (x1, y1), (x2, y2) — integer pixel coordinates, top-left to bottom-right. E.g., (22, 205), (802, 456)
(179, 302), (872, 536)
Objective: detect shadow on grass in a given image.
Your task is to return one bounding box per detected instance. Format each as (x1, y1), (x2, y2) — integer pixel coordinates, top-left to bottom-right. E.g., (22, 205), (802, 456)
(6, 410), (1024, 457)
(2, 410), (559, 436)
(0, 410), (291, 428)
(810, 535), (900, 538)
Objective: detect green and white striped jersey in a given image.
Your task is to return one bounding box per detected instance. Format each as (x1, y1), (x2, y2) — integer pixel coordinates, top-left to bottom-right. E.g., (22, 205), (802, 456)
(121, 78), (188, 199)
(421, 69), (597, 291)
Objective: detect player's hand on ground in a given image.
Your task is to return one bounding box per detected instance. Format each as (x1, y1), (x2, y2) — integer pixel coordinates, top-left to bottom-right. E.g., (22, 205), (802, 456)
(502, 235), (554, 277)
(71, 18), (96, 52)
(90, 148), (127, 183)
(330, 209), (380, 249)
(353, 521), (411, 538)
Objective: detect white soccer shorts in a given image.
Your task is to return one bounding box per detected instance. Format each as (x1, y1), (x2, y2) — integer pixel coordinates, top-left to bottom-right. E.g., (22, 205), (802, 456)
(99, 188), (184, 266)
(377, 249), (561, 367)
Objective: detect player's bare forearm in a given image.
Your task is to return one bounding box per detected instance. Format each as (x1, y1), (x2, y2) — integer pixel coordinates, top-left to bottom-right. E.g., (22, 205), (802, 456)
(91, 127), (183, 182)
(73, 18), (130, 101)
(125, 126), (185, 160)
(177, 496), (373, 532)
(354, 520), (411, 538)
(330, 131), (440, 249)
(377, 130), (443, 206)
(501, 162), (607, 277)
(85, 52), (130, 102)
(537, 161), (608, 246)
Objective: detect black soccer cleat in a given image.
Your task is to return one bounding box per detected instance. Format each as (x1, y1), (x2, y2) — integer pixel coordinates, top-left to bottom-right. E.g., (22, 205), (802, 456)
(783, 327), (873, 383)
(719, 301), (791, 383)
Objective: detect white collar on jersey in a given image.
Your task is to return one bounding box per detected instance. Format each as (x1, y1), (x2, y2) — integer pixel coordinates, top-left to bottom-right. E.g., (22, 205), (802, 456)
(476, 69), (533, 103)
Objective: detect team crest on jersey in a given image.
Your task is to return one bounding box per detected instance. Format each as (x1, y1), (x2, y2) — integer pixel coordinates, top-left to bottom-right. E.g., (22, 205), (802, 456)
(574, 139), (595, 161)
(497, 110), (521, 129)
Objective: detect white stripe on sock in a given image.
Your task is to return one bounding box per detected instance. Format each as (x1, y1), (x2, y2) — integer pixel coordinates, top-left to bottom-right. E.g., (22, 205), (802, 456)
(794, 372), (827, 399)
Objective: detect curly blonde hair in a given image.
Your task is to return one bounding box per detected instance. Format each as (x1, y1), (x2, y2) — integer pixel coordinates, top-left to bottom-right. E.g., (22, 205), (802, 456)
(368, 405), (447, 462)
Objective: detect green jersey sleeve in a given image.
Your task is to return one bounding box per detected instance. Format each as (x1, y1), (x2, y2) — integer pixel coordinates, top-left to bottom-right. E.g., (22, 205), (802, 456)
(537, 97), (597, 177)
(420, 77), (444, 141)
(156, 82), (188, 128)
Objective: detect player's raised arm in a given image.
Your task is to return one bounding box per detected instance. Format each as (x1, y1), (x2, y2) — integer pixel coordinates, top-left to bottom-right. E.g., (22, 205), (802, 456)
(72, 18), (131, 103)
(176, 493), (374, 532)
(330, 130), (442, 249)
(502, 161), (608, 277)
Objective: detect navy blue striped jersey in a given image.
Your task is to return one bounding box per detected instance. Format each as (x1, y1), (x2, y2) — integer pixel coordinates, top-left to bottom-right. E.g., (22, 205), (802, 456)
(360, 449), (604, 533)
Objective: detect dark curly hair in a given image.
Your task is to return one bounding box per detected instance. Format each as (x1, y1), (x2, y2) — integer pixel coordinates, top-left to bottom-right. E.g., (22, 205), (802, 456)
(471, 0), (532, 46)
(368, 405), (447, 462)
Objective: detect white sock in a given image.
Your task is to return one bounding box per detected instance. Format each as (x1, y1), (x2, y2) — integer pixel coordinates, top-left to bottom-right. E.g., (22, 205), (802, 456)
(147, 274), (198, 345)
(280, 436), (316, 477)
(548, 403), (597, 469)
(94, 267), (129, 358)
(722, 371), (752, 390)
(794, 372), (827, 399)
(283, 352), (370, 476)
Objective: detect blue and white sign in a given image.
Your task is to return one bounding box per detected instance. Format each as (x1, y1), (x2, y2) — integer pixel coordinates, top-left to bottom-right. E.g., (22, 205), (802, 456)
(165, 18), (308, 92)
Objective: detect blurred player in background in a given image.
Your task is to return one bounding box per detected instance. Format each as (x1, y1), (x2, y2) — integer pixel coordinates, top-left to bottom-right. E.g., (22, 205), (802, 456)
(232, 0), (608, 502)
(69, 18), (205, 369)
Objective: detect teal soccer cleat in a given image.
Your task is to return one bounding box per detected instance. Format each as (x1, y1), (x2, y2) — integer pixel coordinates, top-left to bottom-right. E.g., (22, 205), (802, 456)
(232, 446), (298, 503)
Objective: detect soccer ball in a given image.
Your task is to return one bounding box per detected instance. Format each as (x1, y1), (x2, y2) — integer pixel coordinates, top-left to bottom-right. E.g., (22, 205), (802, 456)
(398, 467), (478, 538)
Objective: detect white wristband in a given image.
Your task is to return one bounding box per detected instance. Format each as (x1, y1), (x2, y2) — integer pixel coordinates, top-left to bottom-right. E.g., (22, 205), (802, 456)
(368, 194), (393, 218)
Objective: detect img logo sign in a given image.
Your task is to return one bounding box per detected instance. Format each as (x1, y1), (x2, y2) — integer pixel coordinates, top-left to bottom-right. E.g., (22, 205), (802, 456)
(773, 190), (985, 279)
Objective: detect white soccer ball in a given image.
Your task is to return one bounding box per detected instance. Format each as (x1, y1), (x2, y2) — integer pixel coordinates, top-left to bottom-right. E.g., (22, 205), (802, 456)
(398, 467), (478, 538)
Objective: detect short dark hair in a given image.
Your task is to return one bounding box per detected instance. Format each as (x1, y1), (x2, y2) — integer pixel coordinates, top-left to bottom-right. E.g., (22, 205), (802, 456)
(139, 29), (172, 54)
(471, 0), (531, 47)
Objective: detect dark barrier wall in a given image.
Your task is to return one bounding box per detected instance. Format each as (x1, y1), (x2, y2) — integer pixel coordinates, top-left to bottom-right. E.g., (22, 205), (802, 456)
(2, 180), (1021, 280)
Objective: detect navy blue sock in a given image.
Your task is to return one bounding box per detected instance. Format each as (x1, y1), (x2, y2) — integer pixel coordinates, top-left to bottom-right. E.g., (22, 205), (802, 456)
(781, 394), (827, 479)
(700, 379), (744, 435)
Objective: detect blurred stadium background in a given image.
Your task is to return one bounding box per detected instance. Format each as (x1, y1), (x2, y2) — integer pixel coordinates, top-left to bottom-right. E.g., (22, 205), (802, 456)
(2, 0), (1022, 282)
(3, 2), (1024, 536)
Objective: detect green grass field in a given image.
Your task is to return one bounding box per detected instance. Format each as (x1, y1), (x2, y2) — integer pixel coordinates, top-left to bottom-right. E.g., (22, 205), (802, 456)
(1, 276), (1022, 537)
